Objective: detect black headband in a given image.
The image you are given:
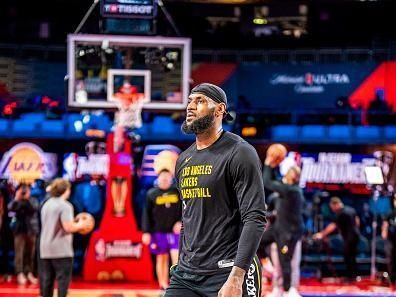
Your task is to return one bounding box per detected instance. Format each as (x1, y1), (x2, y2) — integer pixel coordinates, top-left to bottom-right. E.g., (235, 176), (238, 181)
(190, 83), (234, 121)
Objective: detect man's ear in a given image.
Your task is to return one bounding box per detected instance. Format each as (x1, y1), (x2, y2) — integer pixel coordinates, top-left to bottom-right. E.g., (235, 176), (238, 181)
(216, 103), (226, 118)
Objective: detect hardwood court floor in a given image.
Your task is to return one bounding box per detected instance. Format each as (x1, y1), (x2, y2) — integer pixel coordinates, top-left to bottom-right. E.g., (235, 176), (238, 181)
(0, 278), (395, 297)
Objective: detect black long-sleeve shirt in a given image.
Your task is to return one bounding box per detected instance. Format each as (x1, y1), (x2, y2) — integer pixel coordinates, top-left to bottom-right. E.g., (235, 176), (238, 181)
(175, 131), (266, 275)
(141, 186), (181, 233)
(8, 198), (37, 234)
(262, 165), (304, 236)
(334, 206), (360, 241)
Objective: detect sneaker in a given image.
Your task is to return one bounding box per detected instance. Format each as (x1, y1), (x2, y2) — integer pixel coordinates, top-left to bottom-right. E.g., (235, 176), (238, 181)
(27, 272), (38, 285)
(284, 287), (301, 297)
(17, 273), (27, 285)
(5, 274), (13, 283)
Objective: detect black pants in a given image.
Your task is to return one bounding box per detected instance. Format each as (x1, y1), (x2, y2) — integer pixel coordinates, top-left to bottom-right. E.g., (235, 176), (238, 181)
(39, 257), (73, 297)
(259, 226), (300, 291)
(165, 256), (261, 297)
(14, 233), (36, 274)
(343, 236), (359, 279)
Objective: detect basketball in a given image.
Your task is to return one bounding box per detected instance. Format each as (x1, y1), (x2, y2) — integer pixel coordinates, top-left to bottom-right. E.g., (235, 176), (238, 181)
(75, 212), (95, 235)
(267, 143), (287, 165)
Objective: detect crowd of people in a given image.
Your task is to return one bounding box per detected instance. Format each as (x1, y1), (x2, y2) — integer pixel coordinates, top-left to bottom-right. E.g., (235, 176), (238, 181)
(0, 178), (92, 297)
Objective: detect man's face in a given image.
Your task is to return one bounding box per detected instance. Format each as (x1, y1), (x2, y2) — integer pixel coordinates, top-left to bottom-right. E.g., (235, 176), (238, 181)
(157, 171), (173, 190)
(329, 202), (340, 213)
(181, 93), (217, 134)
(284, 169), (296, 185)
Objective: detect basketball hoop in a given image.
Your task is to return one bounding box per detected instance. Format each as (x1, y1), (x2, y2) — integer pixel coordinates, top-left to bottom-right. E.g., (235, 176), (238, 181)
(113, 82), (144, 130)
(113, 82), (144, 153)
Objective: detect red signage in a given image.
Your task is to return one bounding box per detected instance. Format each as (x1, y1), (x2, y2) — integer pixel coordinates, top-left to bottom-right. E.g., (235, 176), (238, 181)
(83, 133), (153, 282)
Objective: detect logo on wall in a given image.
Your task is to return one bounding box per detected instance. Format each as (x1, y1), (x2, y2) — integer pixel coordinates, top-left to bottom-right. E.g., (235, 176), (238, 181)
(299, 152), (375, 187)
(95, 238), (142, 261)
(0, 143), (57, 184)
(63, 153), (109, 181)
(270, 72), (350, 94)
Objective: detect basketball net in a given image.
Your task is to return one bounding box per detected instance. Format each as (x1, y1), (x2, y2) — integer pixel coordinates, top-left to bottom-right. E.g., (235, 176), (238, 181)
(113, 82), (144, 153)
(114, 97), (144, 130)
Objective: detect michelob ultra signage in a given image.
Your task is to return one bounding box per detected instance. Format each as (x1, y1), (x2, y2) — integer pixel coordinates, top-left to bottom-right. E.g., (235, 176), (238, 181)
(0, 143), (57, 184)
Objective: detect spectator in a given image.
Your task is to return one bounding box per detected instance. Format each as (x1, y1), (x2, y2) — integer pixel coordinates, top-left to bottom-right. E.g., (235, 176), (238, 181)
(0, 185), (13, 282)
(141, 169), (181, 290)
(313, 197), (360, 281)
(8, 184), (39, 285)
(381, 195), (396, 283)
(367, 89), (391, 125)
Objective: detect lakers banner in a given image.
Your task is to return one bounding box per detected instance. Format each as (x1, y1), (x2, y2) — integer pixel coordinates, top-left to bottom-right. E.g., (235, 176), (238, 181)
(0, 143), (57, 184)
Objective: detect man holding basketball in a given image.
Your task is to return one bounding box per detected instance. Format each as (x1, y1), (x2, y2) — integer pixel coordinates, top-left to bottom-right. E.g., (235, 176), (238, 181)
(165, 83), (266, 297)
(39, 178), (88, 297)
(259, 146), (304, 297)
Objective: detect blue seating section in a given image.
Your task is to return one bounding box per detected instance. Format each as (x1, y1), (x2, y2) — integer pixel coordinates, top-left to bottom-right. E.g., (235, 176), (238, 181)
(300, 125), (326, 141)
(328, 125), (351, 140)
(355, 126), (381, 141)
(272, 125), (299, 141)
(2, 112), (396, 143)
(0, 112), (195, 140)
(272, 125), (393, 144)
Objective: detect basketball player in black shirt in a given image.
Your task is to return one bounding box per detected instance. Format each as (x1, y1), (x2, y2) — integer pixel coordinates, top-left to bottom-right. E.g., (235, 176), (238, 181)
(259, 152), (304, 297)
(164, 83), (266, 297)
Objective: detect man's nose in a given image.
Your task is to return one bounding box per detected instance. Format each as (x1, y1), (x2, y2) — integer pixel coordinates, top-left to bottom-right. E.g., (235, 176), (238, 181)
(187, 100), (196, 110)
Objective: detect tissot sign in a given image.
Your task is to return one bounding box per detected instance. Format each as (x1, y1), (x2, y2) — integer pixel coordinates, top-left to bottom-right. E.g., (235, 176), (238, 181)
(101, 0), (157, 19)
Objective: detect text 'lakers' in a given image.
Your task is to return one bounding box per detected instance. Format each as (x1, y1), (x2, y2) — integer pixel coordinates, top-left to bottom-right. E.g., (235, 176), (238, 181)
(180, 165), (212, 199)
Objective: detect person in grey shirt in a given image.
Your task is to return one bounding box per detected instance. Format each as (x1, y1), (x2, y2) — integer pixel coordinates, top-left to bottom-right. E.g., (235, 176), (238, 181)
(39, 178), (86, 297)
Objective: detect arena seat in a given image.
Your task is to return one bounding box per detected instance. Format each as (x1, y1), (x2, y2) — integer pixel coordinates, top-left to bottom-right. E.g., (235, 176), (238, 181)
(151, 116), (175, 134)
(383, 125), (396, 139)
(12, 119), (37, 132)
(271, 125), (299, 141)
(40, 120), (65, 136)
(0, 119), (10, 132)
(300, 125), (326, 141)
(328, 125), (352, 140)
(355, 126), (381, 140)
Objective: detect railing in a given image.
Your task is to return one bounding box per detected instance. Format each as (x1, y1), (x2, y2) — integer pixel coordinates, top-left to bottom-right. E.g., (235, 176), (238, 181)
(0, 43), (392, 64)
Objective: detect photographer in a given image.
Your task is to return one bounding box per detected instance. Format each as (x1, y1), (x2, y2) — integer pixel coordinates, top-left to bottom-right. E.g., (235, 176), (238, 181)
(8, 184), (39, 285)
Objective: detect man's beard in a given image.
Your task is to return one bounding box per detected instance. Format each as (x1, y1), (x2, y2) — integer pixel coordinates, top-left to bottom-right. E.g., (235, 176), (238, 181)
(181, 111), (215, 134)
